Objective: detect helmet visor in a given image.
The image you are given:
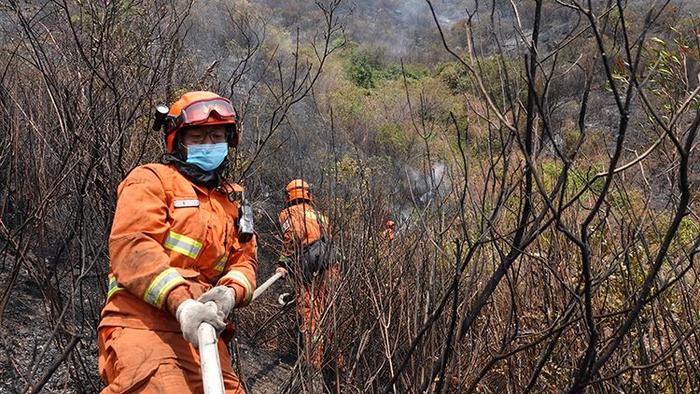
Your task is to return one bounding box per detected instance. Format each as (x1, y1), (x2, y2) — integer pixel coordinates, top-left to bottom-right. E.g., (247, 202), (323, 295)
(169, 98), (236, 132)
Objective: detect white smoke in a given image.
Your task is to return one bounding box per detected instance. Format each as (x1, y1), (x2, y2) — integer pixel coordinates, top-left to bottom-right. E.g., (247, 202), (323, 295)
(405, 161), (450, 206)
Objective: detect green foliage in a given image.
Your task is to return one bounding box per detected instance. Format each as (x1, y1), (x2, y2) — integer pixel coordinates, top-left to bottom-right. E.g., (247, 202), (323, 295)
(335, 154), (391, 187)
(336, 155), (362, 182)
(655, 214), (700, 249)
(437, 62), (471, 94)
(375, 123), (410, 156)
(540, 160), (605, 199)
(380, 64), (429, 82)
(677, 217), (699, 247)
(328, 82), (366, 122)
(347, 51), (377, 88)
(642, 36), (691, 113)
(608, 189), (644, 212)
(330, 36), (346, 52)
(437, 56), (520, 105)
(613, 28), (700, 116)
(346, 48), (428, 89)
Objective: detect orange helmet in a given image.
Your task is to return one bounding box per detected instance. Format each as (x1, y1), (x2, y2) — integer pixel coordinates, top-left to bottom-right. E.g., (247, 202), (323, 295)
(386, 220), (395, 229)
(163, 91), (239, 152)
(286, 179), (312, 202)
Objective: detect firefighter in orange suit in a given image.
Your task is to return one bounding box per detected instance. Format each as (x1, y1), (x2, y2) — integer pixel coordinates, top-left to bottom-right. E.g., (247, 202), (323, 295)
(277, 179), (338, 372)
(98, 91), (256, 393)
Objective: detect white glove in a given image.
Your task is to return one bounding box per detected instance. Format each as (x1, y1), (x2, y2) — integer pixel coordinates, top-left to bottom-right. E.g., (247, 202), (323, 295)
(275, 267), (289, 277)
(198, 286), (236, 319)
(176, 299), (225, 347)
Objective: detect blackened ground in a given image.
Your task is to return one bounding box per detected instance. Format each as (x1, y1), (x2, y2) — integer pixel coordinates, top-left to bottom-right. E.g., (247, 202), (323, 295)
(236, 255), (302, 393)
(0, 260), (100, 393)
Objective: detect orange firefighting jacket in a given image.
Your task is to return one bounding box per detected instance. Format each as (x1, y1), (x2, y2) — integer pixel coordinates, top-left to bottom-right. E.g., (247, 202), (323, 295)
(278, 202), (328, 264)
(99, 163), (257, 332)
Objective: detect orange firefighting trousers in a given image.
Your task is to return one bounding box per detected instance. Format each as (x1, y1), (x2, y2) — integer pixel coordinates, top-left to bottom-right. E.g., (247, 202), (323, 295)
(297, 265), (340, 370)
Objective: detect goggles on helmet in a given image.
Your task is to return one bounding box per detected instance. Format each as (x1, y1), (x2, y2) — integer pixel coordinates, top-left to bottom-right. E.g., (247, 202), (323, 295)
(166, 98), (237, 134)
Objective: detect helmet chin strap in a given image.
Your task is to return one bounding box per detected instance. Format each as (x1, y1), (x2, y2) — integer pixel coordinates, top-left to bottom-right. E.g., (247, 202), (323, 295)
(172, 135), (186, 161)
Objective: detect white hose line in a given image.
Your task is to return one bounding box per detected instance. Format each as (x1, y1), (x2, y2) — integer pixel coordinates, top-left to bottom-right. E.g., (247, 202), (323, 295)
(252, 271), (286, 301)
(198, 322), (224, 393)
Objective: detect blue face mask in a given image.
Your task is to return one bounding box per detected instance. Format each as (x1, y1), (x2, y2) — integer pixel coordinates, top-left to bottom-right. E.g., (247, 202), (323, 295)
(186, 143), (228, 171)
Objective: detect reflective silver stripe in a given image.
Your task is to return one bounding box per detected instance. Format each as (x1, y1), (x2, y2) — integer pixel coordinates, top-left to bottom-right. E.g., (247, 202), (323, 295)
(214, 255), (227, 273)
(174, 199), (200, 208)
(143, 268), (185, 308)
(107, 275), (124, 299)
(163, 231), (202, 259)
(222, 270), (253, 304)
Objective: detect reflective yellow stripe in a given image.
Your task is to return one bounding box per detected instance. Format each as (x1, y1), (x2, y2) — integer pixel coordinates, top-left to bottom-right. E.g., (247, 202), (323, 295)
(163, 231), (202, 259)
(107, 274), (124, 299)
(304, 211), (317, 221)
(143, 268), (185, 308)
(223, 270), (253, 304)
(214, 255), (227, 273)
(304, 210), (327, 224)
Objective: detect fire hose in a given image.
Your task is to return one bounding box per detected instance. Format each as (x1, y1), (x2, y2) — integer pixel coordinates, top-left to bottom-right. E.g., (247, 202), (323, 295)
(197, 270), (287, 394)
